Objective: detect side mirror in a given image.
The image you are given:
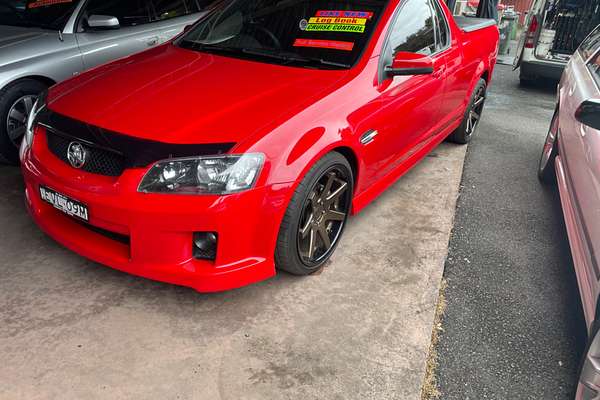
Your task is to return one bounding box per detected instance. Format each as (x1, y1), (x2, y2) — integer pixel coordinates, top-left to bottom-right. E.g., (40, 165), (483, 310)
(87, 15), (120, 30)
(184, 24), (193, 33)
(575, 99), (600, 131)
(385, 51), (434, 77)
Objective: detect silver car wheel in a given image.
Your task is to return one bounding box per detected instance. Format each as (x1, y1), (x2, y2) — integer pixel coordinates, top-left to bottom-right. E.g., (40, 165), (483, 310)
(6, 95), (36, 148)
(539, 112), (558, 174)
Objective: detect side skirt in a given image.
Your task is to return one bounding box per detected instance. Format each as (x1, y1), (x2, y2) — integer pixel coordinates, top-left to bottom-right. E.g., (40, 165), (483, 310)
(555, 155), (595, 328)
(351, 120), (461, 215)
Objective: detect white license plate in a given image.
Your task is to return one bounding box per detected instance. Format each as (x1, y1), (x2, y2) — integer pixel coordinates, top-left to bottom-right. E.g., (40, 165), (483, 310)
(39, 186), (89, 222)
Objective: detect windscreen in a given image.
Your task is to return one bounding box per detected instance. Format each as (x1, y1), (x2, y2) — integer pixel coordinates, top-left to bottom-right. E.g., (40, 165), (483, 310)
(0, 0), (79, 30)
(178, 0), (390, 69)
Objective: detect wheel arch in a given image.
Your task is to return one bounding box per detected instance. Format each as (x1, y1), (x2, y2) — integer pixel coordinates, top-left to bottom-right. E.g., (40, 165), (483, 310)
(331, 145), (359, 188)
(589, 296), (600, 337)
(2, 75), (56, 92)
(462, 62), (489, 110)
(270, 140), (361, 225)
(481, 70), (490, 84)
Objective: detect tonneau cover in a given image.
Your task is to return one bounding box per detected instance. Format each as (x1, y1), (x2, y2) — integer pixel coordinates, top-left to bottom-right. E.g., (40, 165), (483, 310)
(453, 16), (496, 33)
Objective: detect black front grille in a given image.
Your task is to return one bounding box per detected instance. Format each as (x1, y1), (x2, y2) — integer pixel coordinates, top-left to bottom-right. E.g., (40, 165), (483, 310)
(37, 109), (236, 177)
(81, 222), (130, 246)
(46, 130), (125, 177)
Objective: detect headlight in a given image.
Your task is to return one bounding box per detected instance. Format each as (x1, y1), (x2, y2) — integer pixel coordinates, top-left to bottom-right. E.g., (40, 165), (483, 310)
(23, 90), (47, 149)
(138, 153), (264, 195)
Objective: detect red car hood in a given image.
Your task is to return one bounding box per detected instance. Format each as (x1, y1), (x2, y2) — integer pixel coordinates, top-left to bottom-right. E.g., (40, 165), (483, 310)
(48, 44), (348, 145)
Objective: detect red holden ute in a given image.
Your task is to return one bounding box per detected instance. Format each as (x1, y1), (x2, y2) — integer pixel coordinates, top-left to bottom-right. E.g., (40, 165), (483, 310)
(20, 0), (499, 292)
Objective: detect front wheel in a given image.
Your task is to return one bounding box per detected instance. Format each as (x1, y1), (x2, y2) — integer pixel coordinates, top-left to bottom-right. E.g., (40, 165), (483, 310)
(0, 79), (47, 164)
(447, 78), (487, 144)
(275, 152), (353, 275)
(538, 108), (559, 184)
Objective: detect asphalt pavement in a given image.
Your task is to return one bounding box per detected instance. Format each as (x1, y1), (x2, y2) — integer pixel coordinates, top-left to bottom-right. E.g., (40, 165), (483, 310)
(436, 65), (587, 398)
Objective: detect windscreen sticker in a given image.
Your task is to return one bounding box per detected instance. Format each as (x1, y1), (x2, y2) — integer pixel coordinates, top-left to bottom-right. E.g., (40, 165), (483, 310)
(27, 0), (73, 9)
(293, 39), (355, 52)
(315, 10), (374, 19)
(299, 10), (373, 34)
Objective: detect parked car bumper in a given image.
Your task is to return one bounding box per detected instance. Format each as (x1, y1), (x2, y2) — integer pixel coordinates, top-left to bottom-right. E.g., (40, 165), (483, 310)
(521, 59), (566, 81)
(21, 127), (290, 292)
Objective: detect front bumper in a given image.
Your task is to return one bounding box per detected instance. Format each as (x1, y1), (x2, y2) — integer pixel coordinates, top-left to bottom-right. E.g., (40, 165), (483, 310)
(21, 128), (291, 292)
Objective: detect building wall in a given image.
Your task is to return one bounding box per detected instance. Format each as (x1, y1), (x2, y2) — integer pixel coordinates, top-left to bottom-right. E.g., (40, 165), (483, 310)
(502, 0), (534, 24)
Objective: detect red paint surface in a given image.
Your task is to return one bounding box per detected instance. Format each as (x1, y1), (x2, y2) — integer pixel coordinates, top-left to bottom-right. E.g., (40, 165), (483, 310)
(21, 0), (499, 292)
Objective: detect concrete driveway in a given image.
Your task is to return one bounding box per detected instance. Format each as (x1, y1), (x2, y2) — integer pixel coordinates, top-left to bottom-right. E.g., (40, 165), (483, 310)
(0, 143), (465, 400)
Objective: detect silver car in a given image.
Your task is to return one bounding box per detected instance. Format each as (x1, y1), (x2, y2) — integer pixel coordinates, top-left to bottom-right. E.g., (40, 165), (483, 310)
(536, 24), (600, 399)
(0, 0), (209, 164)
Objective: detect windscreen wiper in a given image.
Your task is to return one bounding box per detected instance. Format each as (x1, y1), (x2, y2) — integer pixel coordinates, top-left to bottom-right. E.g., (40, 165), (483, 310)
(182, 42), (243, 54)
(303, 57), (351, 69)
(181, 44), (351, 69)
(241, 48), (351, 69)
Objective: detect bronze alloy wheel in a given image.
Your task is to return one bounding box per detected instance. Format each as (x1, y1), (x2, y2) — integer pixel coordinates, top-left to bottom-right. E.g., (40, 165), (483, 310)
(296, 166), (351, 266)
(447, 78), (487, 144)
(466, 84), (486, 137)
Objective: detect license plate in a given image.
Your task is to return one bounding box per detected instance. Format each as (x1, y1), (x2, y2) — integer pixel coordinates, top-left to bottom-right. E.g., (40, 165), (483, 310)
(39, 186), (89, 222)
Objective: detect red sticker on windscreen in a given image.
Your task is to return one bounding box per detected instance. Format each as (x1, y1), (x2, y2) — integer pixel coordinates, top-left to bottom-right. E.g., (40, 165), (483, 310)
(315, 10), (374, 19)
(294, 39), (355, 51)
(27, 0), (73, 9)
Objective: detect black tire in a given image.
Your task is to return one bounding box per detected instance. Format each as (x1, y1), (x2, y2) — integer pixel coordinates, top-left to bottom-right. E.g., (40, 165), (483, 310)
(0, 79), (48, 165)
(576, 317), (600, 386)
(447, 78), (487, 144)
(538, 108), (559, 184)
(275, 152), (353, 276)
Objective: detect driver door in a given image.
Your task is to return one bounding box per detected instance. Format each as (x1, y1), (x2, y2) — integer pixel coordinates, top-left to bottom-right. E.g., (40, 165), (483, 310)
(360, 0), (446, 183)
(75, 0), (161, 70)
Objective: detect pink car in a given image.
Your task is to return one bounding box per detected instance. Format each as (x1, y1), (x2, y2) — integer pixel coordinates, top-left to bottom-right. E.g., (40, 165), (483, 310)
(538, 24), (600, 398)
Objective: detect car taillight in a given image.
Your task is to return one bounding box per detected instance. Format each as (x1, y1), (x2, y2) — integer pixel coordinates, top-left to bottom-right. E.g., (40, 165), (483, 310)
(525, 15), (539, 48)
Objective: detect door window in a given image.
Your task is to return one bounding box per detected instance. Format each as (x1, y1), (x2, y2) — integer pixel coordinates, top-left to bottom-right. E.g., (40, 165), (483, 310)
(0, 0), (78, 30)
(84, 0), (151, 28)
(431, 0), (450, 51)
(588, 51), (600, 87)
(152, 0), (188, 20)
(387, 0), (436, 57)
(580, 25), (600, 61)
(151, 0), (211, 20)
(187, 0), (210, 13)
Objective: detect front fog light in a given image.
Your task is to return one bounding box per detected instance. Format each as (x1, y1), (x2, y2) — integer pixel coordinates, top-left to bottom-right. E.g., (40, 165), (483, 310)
(193, 232), (218, 260)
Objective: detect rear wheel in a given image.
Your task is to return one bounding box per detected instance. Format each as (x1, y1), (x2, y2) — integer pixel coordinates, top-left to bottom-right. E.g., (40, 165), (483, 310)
(447, 78), (487, 144)
(275, 152), (353, 275)
(577, 319), (600, 398)
(0, 79), (47, 164)
(538, 108), (559, 184)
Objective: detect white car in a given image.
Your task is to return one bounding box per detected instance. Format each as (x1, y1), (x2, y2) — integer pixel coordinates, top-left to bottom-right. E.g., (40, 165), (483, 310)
(513, 0), (600, 85)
